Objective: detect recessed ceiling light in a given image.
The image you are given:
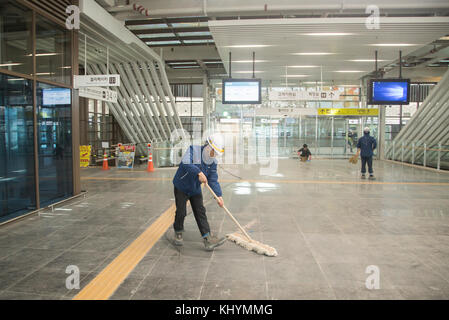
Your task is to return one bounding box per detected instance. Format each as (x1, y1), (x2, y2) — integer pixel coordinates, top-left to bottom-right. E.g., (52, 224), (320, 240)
(349, 59), (388, 62)
(292, 52), (335, 55)
(285, 75), (309, 78)
(302, 81), (328, 84)
(288, 65), (319, 68)
(225, 45), (272, 48)
(368, 44), (417, 47)
(27, 53), (61, 57)
(301, 33), (354, 36)
(333, 70), (365, 73)
(231, 60), (269, 63)
(0, 63), (23, 67)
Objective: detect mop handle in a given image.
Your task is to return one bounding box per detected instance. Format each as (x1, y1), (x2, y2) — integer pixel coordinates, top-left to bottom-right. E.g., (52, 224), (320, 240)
(204, 183), (253, 242)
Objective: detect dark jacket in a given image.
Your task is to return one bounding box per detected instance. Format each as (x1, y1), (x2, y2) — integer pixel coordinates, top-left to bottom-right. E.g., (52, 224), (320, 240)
(298, 148), (312, 158)
(357, 133), (377, 157)
(173, 145), (222, 197)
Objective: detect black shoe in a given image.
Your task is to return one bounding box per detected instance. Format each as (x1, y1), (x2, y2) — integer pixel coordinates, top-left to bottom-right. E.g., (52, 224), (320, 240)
(369, 175), (376, 180)
(174, 232), (183, 246)
(203, 234), (226, 251)
(361, 174), (366, 179)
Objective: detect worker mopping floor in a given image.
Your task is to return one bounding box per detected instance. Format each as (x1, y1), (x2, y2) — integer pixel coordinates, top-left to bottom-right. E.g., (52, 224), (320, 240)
(170, 133), (277, 257)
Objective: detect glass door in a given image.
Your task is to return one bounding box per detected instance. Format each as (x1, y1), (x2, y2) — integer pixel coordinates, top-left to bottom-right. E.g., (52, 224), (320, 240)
(333, 117), (347, 157)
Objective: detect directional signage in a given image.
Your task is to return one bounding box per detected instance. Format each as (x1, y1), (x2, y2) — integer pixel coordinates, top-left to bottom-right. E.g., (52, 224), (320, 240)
(269, 90), (341, 101)
(318, 108), (379, 116)
(79, 86), (118, 103)
(74, 74), (120, 88)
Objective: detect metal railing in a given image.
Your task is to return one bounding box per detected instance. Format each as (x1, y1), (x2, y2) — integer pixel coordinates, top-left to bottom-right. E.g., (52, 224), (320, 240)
(384, 140), (449, 170)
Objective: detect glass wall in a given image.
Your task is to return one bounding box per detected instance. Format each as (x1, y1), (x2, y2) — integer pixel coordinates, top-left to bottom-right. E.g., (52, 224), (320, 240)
(212, 85), (378, 159)
(0, 1), (33, 75)
(87, 99), (115, 159)
(36, 13), (72, 86)
(0, 74), (36, 222)
(37, 82), (73, 207)
(0, 1), (76, 222)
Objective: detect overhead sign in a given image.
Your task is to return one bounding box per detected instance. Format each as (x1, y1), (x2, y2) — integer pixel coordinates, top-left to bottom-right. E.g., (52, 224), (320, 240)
(80, 145), (91, 168)
(255, 107), (317, 117)
(269, 90), (341, 101)
(74, 74), (120, 88)
(318, 108), (379, 116)
(79, 87), (118, 103)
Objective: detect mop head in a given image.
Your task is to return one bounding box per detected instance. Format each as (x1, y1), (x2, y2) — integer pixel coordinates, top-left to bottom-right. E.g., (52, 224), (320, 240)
(349, 155), (358, 164)
(226, 232), (278, 257)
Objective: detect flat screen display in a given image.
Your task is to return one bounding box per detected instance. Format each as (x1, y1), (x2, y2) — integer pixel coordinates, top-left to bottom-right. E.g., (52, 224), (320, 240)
(43, 88), (71, 106)
(369, 79), (410, 105)
(222, 79), (261, 104)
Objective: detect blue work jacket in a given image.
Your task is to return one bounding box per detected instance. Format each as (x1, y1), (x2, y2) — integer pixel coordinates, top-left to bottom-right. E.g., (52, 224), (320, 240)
(357, 133), (377, 157)
(173, 145), (222, 197)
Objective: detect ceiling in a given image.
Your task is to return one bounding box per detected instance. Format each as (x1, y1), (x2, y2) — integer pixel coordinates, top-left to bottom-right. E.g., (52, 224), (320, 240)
(208, 17), (449, 85)
(99, 0), (449, 84)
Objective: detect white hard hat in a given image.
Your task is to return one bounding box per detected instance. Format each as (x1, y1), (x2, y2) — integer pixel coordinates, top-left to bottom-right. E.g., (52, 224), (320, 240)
(207, 134), (225, 155)
(364, 127), (370, 133)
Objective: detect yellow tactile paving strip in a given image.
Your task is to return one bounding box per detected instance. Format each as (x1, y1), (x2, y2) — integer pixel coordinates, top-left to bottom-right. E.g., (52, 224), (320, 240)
(73, 204), (176, 300)
(81, 176), (449, 186)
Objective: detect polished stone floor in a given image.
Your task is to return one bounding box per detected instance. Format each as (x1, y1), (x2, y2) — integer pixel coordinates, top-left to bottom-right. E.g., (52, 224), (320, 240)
(1, 159), (449, 300)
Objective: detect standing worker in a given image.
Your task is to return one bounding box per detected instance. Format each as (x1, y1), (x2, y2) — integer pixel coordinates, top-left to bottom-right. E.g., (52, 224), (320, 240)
(347, 129), (354, 153)
(355, 127), (377, 179)
(298, 144), (312, 162)
(172, 134), (227, 251)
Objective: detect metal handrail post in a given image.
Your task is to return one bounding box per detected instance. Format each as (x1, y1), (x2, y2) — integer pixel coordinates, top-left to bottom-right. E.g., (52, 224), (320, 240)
(423, 143), (427, 167)
(437, 142), (441, 170)
(392, 141), (395, 160)
(412, 142), (415, 164)
(401, 142), (404, 162)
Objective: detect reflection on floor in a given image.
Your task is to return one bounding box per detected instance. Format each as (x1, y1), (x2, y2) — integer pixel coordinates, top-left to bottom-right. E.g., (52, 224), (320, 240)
(1, 159), (449, 300)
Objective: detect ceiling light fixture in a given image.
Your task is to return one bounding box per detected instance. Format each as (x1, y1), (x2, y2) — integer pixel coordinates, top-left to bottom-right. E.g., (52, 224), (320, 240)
(27, 53), (61, 57)
(292, 52), (335, 55)
(0, 63), (23, 67)
(232, 60), (269, 63)
(302, 33), (354, 36)
(333, 70), (365, 73)
(368, 44), (416, 47)
(225, 45), (272, 48)
(285, 75), (309, 78)
(234, 71), (265, 73)
(288, 65), (319, 68)
(349, 59), (388, 62)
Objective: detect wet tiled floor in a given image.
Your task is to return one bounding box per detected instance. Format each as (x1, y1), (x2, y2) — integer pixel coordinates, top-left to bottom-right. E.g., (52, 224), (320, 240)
(1, 159), (449, 299)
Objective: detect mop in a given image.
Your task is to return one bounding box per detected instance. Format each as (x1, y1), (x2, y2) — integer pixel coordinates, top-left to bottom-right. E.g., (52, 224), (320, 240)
(204, 183), (278, 257)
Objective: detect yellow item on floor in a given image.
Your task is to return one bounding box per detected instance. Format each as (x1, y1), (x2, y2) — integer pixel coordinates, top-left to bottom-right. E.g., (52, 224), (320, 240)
(349, 155), (358, 164)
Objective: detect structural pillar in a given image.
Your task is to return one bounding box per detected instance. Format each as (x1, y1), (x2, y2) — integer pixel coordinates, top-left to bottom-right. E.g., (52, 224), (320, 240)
(378, 105), (386, 160)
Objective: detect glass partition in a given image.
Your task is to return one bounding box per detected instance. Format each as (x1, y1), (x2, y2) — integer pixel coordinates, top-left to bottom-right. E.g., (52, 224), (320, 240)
(36, 14), (72, 85)
(37, 82), (73, 207)
(0, 74), (36, 221)
(0, 1), (33, 75)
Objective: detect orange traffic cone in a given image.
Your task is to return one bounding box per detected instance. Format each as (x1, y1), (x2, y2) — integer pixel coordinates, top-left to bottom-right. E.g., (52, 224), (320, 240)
(102, 154), (109, 171)
(147, 144), (154, 172)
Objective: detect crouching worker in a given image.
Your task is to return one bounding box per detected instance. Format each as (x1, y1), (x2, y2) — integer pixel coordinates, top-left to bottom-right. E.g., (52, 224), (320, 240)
(298, 144), (312, 162)
(172, 134), (227, 251)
